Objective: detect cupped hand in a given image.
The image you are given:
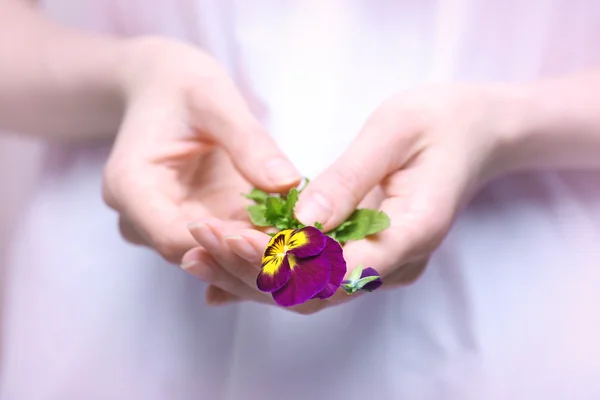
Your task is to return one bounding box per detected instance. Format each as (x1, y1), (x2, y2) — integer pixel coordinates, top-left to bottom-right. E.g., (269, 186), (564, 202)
(294, 83), (517, 290)
(102, 37), (301, 263)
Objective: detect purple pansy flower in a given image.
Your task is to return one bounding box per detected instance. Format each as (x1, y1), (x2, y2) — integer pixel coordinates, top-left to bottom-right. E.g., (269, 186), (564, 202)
(256, 226), (347, 307)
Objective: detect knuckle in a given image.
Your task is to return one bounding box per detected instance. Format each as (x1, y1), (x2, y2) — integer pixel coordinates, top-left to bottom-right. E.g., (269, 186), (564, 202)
(102, 158), (131, 211)
(101, 169), (119, 210)
(153, 237), (184, 264)
(118, 217), (137, 243)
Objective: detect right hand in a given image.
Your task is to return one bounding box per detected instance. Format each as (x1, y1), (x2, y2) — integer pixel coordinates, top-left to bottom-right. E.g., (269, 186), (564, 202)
(103, 37), (301, 266)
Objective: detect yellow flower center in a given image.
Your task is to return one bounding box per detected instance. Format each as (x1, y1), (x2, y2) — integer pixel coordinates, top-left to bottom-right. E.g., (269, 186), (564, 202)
(277, 245), (289, 258)
(261, 230), (301, 275)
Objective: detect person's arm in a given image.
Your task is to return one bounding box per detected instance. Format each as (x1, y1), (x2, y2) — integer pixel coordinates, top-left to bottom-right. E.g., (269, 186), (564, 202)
(499, 71), (600, 172)
(0, 0), (124, 139)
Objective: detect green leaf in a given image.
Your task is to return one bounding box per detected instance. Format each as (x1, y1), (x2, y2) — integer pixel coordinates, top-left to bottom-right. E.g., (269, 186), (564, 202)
(330, 209), (390, 242)
(246, 204), (270, 227)
(283, 187), (299, 219)
(364, 210), (391, 236)
(336, 220), (354, 231)
(244, 188), (269, 204)
(348, 264), (363, 284)
(329, 220), (361, 241)
(341, 274), (380, 295)
(324, 220), (352, 240)
(341, 284), (356, 295)
(314, 221), (324, 231)
(275, 218), (290, 231)
(265, 196), (286, 224)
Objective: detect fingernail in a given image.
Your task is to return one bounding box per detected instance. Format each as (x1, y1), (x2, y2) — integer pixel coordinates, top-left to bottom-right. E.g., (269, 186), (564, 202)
(265, 158), (301, 186)
(225, 235), (260, 262)
(181, 260), (199, 270)
(295, 193), (332, 225)
(188, 222), (219, 249)
(181, 260), (213, 282)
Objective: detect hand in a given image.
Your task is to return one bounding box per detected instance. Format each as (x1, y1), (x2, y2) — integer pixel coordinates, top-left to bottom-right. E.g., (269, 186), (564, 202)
(180, 83), (517, 313)
(294, 83), (516, 289)
(102, 37), (301, 263)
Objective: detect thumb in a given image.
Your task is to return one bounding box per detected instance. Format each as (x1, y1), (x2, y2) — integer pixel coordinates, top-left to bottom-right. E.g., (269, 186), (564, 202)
(190, 80), (301, 193)
(295, 113), (418, 230)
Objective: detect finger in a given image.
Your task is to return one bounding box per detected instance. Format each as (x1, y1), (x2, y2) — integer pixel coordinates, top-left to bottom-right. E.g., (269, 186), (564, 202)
(205, 285), (241, 306)
(295, 102), (425, 230)
(224, 228), (271, 265)
(357, 185), (385, 210)
(189, 80), (302, 193)
(188, 218), (267, 291)
(342, 157), (458, 279)
(181, 246), (271, 305)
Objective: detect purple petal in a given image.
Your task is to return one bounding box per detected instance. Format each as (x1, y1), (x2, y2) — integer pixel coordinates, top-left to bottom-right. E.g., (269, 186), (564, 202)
(272, 253), (330, 307)
(286, 226), (326, 258)
(257, 256), (291, 292)
(313, 237), (347, 300)
(360, 267), (383, 292)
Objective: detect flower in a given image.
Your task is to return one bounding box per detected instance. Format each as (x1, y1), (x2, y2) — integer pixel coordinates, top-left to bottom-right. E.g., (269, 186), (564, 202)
(355, 267), (383, 292)
(341, 266), (383, 294)
(257, 226), (347, 307)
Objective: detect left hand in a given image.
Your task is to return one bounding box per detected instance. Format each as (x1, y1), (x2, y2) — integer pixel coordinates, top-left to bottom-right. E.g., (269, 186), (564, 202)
(101, 37), (301, 265)
(183, 83), (519, 313)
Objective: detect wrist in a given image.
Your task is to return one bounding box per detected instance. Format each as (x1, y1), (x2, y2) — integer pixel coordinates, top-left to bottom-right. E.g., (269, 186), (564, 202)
(482, 80), (569, 178)
(52, 31), (127, 123)
(0, 4), (128, 139)
(117, 35), (231, 105)
(490, 72), (600, 174)
(116, 36), (167, 100)
(55, 31), (128, 139)
(116, 36), (200, 101)
(482, 83), (536, 177)
(457, 82), (534, 185)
